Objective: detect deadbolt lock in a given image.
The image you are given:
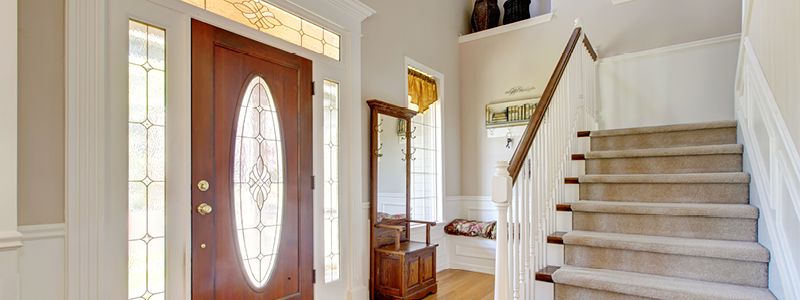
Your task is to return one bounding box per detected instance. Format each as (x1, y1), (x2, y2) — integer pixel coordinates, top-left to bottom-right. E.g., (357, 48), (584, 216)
(197, 203), (213, 216)
(197, 180), (210, 192)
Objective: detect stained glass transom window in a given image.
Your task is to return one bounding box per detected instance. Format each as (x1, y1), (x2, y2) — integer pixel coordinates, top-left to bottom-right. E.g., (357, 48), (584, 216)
(233, 76), (285, 288)
(323, 80), (341, 283)
(128, 20), (166, 300)
(184, 0), (341, 60)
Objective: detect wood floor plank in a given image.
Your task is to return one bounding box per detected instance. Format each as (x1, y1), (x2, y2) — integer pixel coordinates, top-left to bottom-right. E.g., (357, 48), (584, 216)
(424, 269), (494, 300)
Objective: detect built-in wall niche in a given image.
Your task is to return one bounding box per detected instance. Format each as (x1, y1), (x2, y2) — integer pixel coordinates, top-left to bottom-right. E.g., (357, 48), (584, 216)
(485, 98), (539, 138)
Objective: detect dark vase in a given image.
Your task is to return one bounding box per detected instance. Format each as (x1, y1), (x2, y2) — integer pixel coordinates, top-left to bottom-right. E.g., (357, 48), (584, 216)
(503, 0), (532, 25)
(471, 0), (501, 33)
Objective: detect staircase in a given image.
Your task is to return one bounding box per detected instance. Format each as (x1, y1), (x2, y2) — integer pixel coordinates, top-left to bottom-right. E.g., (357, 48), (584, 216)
(547, 121), (776, 299)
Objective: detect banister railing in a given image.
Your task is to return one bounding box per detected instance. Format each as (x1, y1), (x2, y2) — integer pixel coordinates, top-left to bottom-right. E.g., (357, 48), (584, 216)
(508, 26), (594, 183)
(493, 21), (598, 300)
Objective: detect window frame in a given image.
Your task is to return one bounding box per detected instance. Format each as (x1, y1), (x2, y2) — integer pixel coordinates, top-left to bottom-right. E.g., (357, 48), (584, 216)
(404, 57), (445, 224)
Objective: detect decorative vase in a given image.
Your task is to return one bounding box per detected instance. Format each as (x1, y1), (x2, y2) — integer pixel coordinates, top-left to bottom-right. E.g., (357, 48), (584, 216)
(471, 0), (501, 33)
(502, 0), (531, 25)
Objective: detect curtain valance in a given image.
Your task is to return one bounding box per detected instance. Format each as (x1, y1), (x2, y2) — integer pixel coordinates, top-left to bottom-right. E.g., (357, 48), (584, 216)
(407, 68), (438, 113)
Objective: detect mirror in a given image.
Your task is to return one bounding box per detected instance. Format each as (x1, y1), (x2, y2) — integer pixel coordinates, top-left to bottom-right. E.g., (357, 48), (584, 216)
(375, 114), (408, 226)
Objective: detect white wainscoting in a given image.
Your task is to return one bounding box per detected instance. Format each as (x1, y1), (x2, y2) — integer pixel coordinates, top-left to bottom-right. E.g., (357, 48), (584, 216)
(737, 38), (799, 300)
(444, 196), (496, 275)
(18, 223), (65, 300)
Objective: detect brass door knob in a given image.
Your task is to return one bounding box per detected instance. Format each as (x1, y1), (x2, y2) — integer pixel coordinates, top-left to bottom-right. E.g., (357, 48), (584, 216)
(197, 203), (213, 216)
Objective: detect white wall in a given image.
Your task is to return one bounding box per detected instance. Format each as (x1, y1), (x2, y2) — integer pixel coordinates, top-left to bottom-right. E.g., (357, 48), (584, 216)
(596, 35), (740, 129)
(459, 0), (742, 196)
(737, 1), (800, 298)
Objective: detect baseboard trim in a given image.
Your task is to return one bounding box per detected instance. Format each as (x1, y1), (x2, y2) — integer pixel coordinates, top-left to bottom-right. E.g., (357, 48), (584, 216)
(449, 261), (495, 275)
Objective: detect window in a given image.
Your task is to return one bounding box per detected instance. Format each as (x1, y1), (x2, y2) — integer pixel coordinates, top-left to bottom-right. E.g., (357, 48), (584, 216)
(128, 20), (166, 300)
(407, 66), (443, 223)
(184, 0), (341, 60)
(322, 80), (341, 282)
(232, 76), (284, 288)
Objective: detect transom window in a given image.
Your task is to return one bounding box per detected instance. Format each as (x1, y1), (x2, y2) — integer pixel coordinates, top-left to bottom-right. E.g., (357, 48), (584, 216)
(184, 0), (341, 60)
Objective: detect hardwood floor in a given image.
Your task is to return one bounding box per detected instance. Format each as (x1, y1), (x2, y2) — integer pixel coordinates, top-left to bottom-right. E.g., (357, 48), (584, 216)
(424, 269), (494, 300)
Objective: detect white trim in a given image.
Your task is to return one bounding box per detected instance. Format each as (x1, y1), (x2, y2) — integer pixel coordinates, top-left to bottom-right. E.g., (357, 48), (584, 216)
(0, 230), (23, 250)
(736, 37), (800, 300)
(458, 13), (554, 44)
(610, 0), (637, 5)
(598, 33), (741, 63)
(328, 0), (376, 21)
(68, 0), (372, 298)
(18, 224), (65, 241)
(65, 0), (108, 298)
(445, 196), (491, 202)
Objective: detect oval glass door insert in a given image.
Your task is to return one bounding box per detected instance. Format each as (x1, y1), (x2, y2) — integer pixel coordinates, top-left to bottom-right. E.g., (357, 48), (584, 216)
(233, 76), (284, 289)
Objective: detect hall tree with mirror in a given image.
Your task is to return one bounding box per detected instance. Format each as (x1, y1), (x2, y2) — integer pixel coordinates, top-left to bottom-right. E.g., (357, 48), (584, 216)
(368, 100), (439, 300)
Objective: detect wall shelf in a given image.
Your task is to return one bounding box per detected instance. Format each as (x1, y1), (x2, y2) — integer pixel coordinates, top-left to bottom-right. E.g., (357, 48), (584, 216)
(459, 12), (554, 44)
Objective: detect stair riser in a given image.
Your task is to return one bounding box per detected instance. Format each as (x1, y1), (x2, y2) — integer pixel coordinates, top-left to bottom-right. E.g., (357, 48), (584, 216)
(565, 245), (768, 287)
(573, 212), (757, 241)
(585, 155), (742, 174)
(580, 183), (749, 204)
(591, 127), (737, 151)
(556, 285), (649, 300)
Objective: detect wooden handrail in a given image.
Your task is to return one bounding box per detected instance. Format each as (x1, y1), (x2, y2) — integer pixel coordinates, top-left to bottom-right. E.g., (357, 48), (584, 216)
(507, 27), (597, 183)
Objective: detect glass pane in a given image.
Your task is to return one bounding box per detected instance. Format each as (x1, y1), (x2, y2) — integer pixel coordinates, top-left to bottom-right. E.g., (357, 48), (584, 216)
(128, 20), (166, 300)
(183, 0), (341, 61)
(322, 80), (340, 282)
(410, 91), (441, 222)
(233, 76), (285, 288)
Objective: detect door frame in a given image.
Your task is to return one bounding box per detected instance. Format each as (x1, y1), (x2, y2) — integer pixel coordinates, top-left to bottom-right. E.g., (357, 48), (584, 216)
(66, 0), (374, 299)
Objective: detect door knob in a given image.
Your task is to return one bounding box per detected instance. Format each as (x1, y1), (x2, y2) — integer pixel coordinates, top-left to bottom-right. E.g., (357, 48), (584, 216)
(197, 203), (213, 216)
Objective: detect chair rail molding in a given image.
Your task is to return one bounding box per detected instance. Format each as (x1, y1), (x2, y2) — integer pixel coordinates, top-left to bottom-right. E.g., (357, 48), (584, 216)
(736, 37), (800, 300)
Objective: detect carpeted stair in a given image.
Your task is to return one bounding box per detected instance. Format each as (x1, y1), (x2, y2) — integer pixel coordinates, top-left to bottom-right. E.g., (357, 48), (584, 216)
(552, 121), (776, 299)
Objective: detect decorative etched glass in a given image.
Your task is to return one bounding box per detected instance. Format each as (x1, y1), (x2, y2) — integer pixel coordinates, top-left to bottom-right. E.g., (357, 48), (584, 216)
(184, 0), (341, 60)
(128, 20), (166, 300)
(233, 76), (285, 288)
(323, 80), (340, 282)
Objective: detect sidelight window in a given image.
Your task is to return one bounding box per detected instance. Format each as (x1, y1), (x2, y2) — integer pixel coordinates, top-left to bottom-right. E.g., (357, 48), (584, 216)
(128, 20), (167, 300)
(322, 80), (341, 282)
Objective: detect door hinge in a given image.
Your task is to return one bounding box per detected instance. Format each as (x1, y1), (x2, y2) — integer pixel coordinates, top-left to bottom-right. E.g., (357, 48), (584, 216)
(312, 269), (317, 284)
(312, 81), (316, 96)
(311, 175), (316, 190)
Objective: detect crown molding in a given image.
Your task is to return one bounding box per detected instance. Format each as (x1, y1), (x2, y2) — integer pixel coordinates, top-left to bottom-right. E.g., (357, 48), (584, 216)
(329, 0), (376, 21)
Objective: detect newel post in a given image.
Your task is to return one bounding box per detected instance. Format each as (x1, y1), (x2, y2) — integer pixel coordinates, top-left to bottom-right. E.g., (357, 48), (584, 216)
(492, 161), (512, 300)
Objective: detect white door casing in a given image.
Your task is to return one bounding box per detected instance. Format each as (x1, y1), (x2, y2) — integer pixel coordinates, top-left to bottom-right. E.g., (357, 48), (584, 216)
(68, 0), (374, 299)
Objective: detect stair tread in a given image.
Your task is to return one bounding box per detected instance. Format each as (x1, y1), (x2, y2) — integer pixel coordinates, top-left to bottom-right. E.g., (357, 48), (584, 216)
(570, 200), (758, 219)
(563, 231), (769, 262)
(579, 172), (750, 184)
(590, 120), (737, 137)
(552, 266), (776, 300)
(584, 144), (743, 159)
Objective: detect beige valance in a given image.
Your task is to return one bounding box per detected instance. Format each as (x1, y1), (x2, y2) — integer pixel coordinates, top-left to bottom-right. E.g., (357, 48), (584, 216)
(407, 68), (438, 113)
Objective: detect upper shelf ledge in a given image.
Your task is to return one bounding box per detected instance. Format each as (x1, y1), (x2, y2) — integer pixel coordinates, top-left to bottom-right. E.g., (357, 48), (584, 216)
(458, 12), (554, 44)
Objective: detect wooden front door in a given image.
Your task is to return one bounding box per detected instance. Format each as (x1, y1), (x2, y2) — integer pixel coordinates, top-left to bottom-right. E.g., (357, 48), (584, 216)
(191, 20), (313, 299)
